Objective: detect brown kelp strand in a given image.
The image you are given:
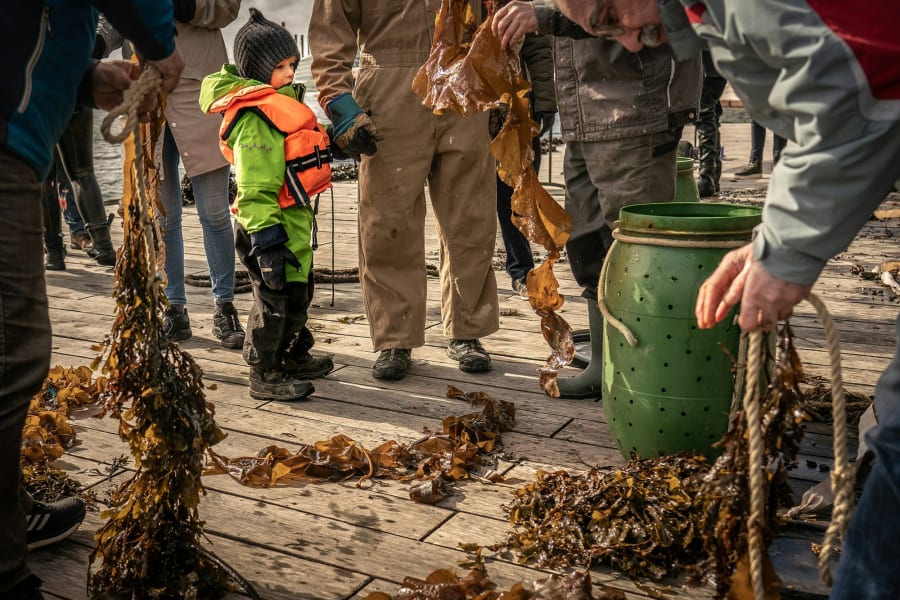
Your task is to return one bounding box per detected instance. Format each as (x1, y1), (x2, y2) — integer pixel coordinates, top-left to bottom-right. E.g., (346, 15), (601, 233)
(494, 453), (710, 582)
(691, 325), (809, 598)
(364, 568), (625, 600)
(206, 386), (514, 504)
(411, 0), (574, 396)
(88, 106), (232, 599)
(20, 365), (108, 504)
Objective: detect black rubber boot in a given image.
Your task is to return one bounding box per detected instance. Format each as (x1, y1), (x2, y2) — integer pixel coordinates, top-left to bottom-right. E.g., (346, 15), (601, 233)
(86, 223), (116, 266)
(556, 300), (604, 399)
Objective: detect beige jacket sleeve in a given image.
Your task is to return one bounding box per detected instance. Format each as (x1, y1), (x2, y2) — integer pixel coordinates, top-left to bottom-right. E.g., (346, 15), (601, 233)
(309, 0), (362, 110)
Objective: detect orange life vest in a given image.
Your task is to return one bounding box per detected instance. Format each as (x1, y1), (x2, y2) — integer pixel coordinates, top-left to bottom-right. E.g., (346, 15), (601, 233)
(214, 84), (332, 209)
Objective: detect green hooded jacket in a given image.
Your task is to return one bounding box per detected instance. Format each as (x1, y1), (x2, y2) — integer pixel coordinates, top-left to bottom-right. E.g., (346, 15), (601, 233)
(200, 64), (315, 283)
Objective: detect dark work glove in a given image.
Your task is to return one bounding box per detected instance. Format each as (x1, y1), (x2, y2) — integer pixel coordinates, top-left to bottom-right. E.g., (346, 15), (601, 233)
(325, 124), (351, 161)
(535, 112), (556, 137)
(325, 93), (383, 160)
(253, 245), (301, 291)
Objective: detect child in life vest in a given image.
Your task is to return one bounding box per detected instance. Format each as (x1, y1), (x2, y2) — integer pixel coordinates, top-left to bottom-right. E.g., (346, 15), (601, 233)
(200, 8), (334, 401)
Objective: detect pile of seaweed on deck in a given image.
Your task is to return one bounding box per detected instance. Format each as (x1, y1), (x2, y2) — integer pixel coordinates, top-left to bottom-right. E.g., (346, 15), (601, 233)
(206, 385), (516, 504)
(476, 326), (810, 599)
(20, 365), (107, 506)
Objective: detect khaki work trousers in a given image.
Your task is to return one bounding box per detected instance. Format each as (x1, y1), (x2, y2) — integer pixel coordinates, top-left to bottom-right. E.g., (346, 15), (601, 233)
(355, 64), (499, 351)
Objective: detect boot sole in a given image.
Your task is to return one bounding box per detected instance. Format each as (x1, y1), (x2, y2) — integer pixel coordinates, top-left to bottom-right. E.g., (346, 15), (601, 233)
(167, 330), (192, 343)
(249, 381), (315, 402)
(554, 387), (603, 400)
(26, 521), (83, 551)
(287, 365), (334, 379)
(372, 367), (408, 381)
(213, 328), (245, 349)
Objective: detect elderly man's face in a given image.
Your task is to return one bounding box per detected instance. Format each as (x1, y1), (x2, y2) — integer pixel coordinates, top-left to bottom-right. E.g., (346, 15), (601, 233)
(555, 0), (665, 52)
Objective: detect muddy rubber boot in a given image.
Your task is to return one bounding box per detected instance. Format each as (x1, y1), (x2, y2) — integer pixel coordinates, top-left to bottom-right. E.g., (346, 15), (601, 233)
(555, 300), (604, 399)
(86, 223), (116, 266)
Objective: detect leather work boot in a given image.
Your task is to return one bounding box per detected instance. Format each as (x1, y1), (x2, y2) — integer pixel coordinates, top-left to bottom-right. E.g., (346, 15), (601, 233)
(45, 245), (66, 271)
(163, 306), (192, 342)
(249, 368), (314, 401)
(283, 352), (334, 379)
(70, 231), (92, 251)
(372, 348), (412, 381)
(447, 339), (492, 373)
(212, 302), (245, 349)
(697, 176), (717, 198)
(86, 223), (117, 266)
(735, 158), (762, 178)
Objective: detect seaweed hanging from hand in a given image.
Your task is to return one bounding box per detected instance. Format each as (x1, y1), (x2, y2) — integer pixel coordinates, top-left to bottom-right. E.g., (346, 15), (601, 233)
(690, 326), (809, 599)
(411, 0), (575, 396)
(87, 93), (233, 599)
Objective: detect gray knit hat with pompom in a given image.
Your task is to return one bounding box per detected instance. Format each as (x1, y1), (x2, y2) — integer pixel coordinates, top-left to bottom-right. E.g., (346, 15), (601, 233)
(234, 8), (299, 85)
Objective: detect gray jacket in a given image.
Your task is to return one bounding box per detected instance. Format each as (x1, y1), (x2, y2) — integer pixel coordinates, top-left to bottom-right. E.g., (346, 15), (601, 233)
(667, 0), (900, 285)
(535, 6), (700, 143)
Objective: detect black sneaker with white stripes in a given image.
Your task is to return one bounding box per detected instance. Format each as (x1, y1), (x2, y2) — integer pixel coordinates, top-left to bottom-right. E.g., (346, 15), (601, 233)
(26, 496), (86, 550)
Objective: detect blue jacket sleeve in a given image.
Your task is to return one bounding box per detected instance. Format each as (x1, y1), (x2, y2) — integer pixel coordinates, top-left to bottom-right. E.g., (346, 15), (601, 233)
(93, 0), (176, 60)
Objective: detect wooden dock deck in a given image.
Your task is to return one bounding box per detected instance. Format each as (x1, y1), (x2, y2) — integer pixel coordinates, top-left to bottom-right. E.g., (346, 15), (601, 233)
(30, 123), (897, 599)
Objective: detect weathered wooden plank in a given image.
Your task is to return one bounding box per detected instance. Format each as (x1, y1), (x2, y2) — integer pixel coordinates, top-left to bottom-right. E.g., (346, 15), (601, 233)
(29, 510), (371, 600)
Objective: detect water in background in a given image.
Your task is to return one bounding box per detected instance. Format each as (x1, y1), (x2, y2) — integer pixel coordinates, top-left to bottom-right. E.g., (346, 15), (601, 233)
(91, 114), (126, 201)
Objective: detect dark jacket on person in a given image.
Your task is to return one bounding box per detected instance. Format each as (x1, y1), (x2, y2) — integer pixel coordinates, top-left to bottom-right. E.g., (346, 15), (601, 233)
(520, 31), (556, 117)
(1, 0), (176, 178)
(534, 6), (700, 144)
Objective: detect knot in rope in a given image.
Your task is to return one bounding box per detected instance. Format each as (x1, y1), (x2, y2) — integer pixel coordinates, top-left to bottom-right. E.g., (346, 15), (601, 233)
(100, 65), (162, 144)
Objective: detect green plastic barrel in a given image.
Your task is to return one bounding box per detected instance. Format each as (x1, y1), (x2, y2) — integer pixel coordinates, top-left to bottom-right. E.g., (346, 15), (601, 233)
(601, 202), (762, 460)
(674, 156), (699, 202)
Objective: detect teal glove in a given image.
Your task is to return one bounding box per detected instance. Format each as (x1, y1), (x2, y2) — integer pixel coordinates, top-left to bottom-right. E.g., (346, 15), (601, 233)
(325, 93), (383, 159)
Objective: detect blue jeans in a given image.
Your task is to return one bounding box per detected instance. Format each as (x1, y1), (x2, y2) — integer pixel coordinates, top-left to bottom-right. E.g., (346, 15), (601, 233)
(159, 126), (235, 306)
(57, 108), (108, 234)
(0, 148), (49, 593)
(496, 135), (540, 284)
(831, 313), (900, 599)
(61, 183), (86, 236)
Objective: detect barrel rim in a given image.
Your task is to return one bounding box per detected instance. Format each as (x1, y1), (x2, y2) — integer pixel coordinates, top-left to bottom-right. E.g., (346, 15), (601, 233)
(617, 202), (762, 235)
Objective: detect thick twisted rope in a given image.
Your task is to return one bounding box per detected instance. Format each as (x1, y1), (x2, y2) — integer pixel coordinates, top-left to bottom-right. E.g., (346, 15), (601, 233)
(100, 65), (162, 295)
(806, 292), (853, 585)
(743, 330), (766, 600)
(100, 66), (162, 144)
(596, 239), (638, 347)
(597, 230), (750, 348)
(740, 292), (851, 597)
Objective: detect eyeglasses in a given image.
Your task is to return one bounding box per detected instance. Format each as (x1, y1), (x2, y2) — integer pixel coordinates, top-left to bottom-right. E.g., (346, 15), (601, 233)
(588, 1), (665, 47)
